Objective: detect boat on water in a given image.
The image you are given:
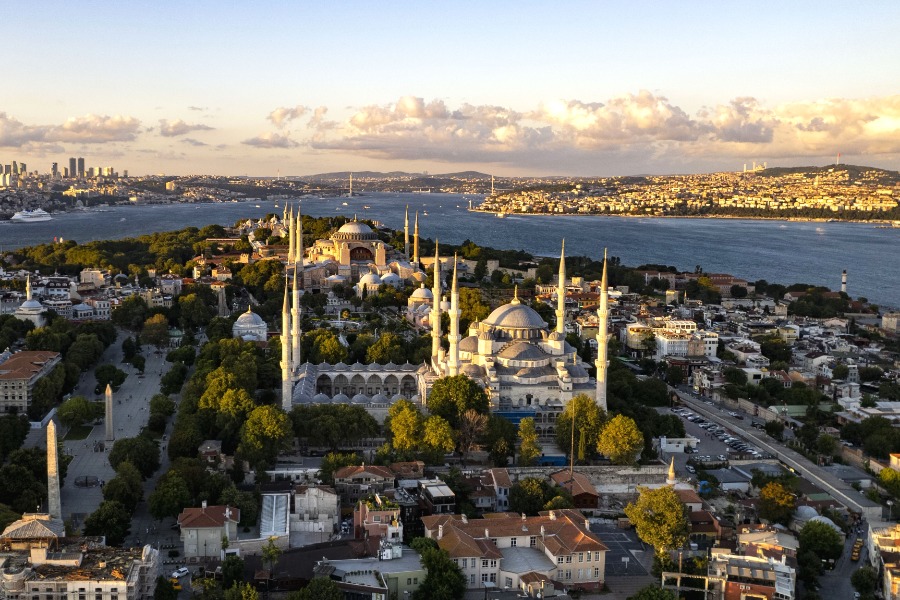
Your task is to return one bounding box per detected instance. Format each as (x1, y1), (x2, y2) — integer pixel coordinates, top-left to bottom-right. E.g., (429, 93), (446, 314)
(10, 209), (52, 223)
(496, 212), (507, 218)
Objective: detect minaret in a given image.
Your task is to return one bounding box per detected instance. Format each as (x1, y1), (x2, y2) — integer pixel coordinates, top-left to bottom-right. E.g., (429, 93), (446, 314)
(47, 420), (61, 520)
(430, 241), (442, 361)
(413, 211), (420, 266)
(841, 269), (847, 294)
(556, 239), (566, 336)
(349, 173), (353, 197)
(595, 249), (609, 411)
(287, 205), (295, 263)
(291, 262), (301, 372)
(448, 254), (461, 376)
(281, 280), (292, 407)
(667, 456), (677, 485)
(105, 383), (114, 442)
(404, 205), (410, 259)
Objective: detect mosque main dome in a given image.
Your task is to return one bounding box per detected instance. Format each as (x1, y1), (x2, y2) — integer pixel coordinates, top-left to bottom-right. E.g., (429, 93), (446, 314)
(483, 301), (547, 330)
(333, 221), (377, 241)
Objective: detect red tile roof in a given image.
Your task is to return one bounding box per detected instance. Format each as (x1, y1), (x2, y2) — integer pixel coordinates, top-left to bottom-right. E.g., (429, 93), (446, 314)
(177, 505), (240, 529)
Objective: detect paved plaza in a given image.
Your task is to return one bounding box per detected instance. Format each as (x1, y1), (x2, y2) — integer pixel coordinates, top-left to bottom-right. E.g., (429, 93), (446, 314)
(27, 330), (176, 542)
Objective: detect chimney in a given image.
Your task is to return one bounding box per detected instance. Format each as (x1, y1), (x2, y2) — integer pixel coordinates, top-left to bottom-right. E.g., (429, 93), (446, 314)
(485, 528), (489, 538)
(549, 511), (556, 520)
(202, 500), (207, 509)
(438, 524), (443, 540)
(461, 514), (468, 524)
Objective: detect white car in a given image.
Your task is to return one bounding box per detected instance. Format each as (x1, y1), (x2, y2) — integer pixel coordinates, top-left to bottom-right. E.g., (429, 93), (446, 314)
(171, 567), (190, 579)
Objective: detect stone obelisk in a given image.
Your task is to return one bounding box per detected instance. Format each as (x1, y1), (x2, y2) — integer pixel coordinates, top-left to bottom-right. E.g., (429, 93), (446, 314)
(105, 383), (114, 442)
(47, 421), (61, 520)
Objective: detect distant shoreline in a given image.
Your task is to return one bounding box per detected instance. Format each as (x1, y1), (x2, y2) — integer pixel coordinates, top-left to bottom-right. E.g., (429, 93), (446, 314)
(468, 208), (900, 225)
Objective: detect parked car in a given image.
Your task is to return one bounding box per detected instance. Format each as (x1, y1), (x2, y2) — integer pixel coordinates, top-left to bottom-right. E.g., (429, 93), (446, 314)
(171, 567), (190, 579)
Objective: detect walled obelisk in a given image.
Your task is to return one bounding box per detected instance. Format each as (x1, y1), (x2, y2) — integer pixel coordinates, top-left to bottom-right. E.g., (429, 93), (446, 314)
(47, 421), (61, 520)
(105, 383), (114, 442)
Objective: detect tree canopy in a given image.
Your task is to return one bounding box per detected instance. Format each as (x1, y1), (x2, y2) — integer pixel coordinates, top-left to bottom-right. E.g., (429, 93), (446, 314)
(624, 486), (689, 557)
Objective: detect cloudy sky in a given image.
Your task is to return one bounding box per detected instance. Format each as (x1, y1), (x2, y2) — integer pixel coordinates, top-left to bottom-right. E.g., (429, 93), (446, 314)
(2, 1), (899, 177)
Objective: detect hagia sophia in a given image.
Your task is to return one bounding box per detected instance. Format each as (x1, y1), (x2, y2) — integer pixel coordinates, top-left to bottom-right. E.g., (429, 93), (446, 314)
(274, 205), (611, 436)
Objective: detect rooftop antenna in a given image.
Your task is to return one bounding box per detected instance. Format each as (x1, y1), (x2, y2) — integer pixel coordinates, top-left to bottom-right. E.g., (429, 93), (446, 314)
(836, 152), (841, 166)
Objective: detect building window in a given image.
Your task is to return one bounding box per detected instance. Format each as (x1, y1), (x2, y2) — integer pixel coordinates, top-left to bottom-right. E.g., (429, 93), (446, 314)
(407, 578), (412, 585)
(593, 568), (600, 578)
(470, 575), (476, 585)
(505, 578), (513, 588)
(481, 574), (489, 583)
(490, 538), (497, 545)
(414, 578), (418, 584)
(461, 558), (467, 568)
(490, 560), (497, 568)
(566, 555), (572, 563)
(511, 538), (517, 547)
(557, 557), (564, 564)
(594, 552), (600, 561)
(530, 536), (536, 547)
(578, 552), (583, 562)
(565, 570), (571, 580)
(489, 574), (496, 583)
(482, 559), (488, 568)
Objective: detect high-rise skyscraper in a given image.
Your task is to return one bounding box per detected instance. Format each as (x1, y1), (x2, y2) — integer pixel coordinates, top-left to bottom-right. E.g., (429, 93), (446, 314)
(51, 162), (58, 177)
(77, 157), (85, 178)
(69, 157), (77, 178)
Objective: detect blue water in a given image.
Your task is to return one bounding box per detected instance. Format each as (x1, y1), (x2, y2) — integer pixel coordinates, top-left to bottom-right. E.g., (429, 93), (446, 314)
(2, 192), (898, 308)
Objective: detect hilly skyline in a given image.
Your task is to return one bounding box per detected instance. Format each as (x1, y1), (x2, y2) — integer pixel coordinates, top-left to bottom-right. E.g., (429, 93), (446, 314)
(1, 1), (899, 177)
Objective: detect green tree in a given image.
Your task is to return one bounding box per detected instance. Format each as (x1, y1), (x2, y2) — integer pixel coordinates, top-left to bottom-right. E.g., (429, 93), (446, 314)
(555, 393), (605, 461)
(412, 544), (466, 600)
(294, 577), (343, 600)
(629, 586), (677, 600)
(484, 415), (517, 467)
(422, 415), (456, 456)
(598, 415), (644, 465)
(261, 536), (282, 572)
(509, 477), (552, 516)
(57, 395), (99, 428)
(153, 576), (177, 600)
(142, 314), (170, 350)
(665, 365), (684, 386)
(517, 417), (542, 466)
(0, 415), (30, 463)
(178, 293), (213, 330)
(799, 520), (843, 561)
(103, 461), (144, 513)
(427, 375), (489, 427)
(148, 471), (192, 520)
(758, 481), (796, 525)
(624, 486), (689, 557)
(239, 405), (293, 468)
(224, 583), (259, 600)
(109, 436), (160, 479)
(387, 400), (422, 453)
(723, 367), (748, 386)
(112, 296), (149, 330)
(83, 500), (131, 545)
(122, 336), (138, 361)
(365, 332), (405, 364)
(220, 555), (245, 590)
(318, 452), (361, 485)
(851, 565), (878, 599)
(95, 363), (127, 390)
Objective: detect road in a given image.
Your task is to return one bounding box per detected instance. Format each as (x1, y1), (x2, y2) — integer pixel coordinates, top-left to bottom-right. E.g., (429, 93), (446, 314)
(671, 388), (882, 520)
(820, 529), (868, 600)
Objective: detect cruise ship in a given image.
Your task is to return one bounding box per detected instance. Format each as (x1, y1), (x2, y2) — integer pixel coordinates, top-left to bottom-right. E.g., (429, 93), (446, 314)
(10, 209), (52, 223)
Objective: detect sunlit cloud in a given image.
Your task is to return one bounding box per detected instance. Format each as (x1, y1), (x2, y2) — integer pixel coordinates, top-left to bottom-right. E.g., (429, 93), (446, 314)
(242, 131), (299, 148)
(268, 105), (309, 128)
(159, 119), (214, 137)
(51, 114), (142, 143)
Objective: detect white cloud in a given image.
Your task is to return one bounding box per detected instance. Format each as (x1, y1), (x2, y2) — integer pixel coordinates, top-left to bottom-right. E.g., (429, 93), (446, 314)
(159, 119), (214, 137)
(242, 132), (299, 149)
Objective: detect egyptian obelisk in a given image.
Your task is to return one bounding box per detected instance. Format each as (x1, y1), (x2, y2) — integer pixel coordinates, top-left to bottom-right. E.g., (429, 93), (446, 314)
(47, 421), (61, 520)
(105, 384), (114, 442)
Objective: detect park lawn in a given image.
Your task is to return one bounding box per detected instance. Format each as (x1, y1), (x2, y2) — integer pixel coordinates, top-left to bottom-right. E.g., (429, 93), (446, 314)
(64, 425), (94, 440)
